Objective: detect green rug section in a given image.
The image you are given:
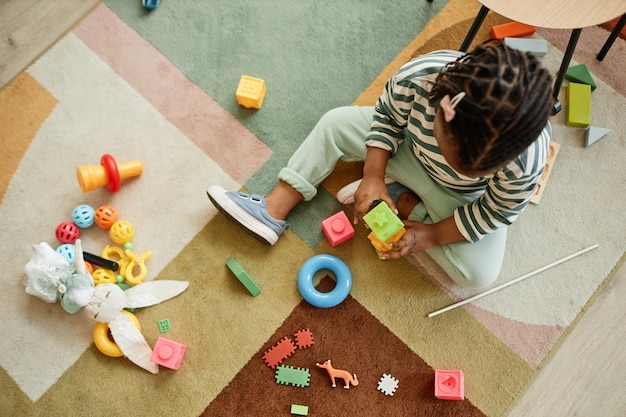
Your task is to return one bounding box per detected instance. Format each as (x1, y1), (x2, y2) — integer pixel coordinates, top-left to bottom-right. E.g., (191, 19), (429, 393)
(105, 0), (447, 248)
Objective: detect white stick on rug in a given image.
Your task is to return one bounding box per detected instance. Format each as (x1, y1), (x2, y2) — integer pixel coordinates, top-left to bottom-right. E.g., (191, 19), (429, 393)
(428, 244), (600, 318)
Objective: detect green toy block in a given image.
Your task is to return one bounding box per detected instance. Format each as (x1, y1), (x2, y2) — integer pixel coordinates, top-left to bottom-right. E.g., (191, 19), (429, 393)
(158, 318), (171, 333)
(226, 257), (261, 296)
(362, 201), (404, 242)
(290, 404), (309, 415)
(585, 126), (610, 148)
(566, 82), (591, 128)
(275, 365), (310, 388)
(565, 64), (596, 91)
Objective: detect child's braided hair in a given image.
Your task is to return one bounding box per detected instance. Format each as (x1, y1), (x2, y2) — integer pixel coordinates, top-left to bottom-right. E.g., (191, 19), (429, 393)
(429, 40), (553, 174)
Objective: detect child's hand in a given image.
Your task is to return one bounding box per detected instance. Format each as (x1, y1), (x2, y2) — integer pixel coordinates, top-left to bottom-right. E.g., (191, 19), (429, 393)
(353, 177), (398, 225)
(379, 220), (433, 259)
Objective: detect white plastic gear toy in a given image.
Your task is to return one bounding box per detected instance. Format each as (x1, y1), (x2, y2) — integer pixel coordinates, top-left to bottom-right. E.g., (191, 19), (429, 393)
(377, 373), (399, 396)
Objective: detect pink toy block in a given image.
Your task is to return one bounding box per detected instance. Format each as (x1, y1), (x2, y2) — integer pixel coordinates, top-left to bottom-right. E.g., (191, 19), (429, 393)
(435, 370), (464, 400)
(321, 211), (355, 247)
(151, 336), (187, 370)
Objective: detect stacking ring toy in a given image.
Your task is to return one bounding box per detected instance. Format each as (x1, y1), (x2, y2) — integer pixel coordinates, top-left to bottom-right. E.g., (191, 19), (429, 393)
(297, 254), (352, 308)
(93, 310), (141, 357)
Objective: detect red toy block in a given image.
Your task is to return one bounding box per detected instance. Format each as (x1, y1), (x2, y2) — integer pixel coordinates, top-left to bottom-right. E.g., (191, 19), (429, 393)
(321, 211), (355, 247)
(491, 22), (535, 40)
(151, 336), (187, 370)
(294, 328), (315, 349)
(262, 336), (297, 369)
(435, 370), (464, 400)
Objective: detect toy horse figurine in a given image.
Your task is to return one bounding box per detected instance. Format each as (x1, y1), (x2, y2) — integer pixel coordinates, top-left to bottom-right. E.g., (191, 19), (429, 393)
(316, 359), (359, 389)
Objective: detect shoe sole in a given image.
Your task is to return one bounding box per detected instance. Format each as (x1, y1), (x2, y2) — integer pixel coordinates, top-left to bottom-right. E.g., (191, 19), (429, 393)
(336, 176), (397, 205)
(206, 185), (279, 245)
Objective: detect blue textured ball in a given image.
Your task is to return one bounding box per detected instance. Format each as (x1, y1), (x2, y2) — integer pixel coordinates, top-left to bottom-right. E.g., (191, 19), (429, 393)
(56, 244), (76, 263)
(71, 204), (96, 228)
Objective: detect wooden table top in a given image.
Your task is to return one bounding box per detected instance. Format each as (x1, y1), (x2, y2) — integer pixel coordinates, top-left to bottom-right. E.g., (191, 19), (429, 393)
(478, 0), (626, 29)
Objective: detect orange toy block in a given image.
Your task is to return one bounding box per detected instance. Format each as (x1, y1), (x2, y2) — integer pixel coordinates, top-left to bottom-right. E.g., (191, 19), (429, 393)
(150, 337), (187, 370)
(491, 22), (535, 40)
(236, 75), (266, 109)
(294, 328), (315, 349)
(262, 336), (296, 369)
(321, 211), (355, 247)
(435, 370), (464, 400)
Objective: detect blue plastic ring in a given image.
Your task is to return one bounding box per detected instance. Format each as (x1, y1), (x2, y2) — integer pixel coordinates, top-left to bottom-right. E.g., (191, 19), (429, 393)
(297, 254), (352, 308)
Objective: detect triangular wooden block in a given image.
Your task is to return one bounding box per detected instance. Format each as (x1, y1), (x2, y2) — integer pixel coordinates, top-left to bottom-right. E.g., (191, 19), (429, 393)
(565, 64), (597, 91)
(585, 126), (610, 148)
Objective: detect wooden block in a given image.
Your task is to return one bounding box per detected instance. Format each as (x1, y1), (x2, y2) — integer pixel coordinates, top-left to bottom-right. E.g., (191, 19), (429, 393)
(504, 37), (547, 57)
(491, 22), (536, 39)
(566, 82), (591, 127)
(565, 64), (597, 91)
(585, 126), (610, 148)
(531, 141), (560, 205)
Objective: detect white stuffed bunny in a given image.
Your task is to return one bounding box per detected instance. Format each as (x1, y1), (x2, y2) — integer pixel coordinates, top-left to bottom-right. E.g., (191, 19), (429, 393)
(84, 280), (189, 373)
(25, 238), (189, 374)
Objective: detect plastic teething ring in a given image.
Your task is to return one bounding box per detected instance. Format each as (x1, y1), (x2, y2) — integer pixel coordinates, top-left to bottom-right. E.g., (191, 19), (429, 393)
(297, 254), (352, 308)
(93, 310), (141, 357)
(100, 154), (121, 193)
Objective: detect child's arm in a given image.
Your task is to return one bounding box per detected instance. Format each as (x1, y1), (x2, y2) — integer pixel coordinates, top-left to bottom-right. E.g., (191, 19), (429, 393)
(353, 146), (395, 225)
(380, 217), (464, 259)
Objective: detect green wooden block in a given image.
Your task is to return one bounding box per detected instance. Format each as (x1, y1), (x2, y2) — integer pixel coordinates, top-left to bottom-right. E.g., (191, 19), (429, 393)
(566, 82), (591, 128)
(565, 64), (596, 91)
(226, 257), (261, 296)
(290, 404), (309, 415)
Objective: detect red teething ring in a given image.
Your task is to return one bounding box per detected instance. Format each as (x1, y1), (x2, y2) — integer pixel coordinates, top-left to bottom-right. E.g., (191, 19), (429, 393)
(100, 154), (121, 193)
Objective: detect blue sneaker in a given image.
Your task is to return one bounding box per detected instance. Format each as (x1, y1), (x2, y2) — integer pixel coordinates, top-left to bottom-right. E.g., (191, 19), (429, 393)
(206, 185), (289, 245)
(336, 177), (412, 205)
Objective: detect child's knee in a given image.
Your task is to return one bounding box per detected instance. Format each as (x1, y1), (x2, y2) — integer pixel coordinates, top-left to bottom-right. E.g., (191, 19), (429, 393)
(450, 264), (500, 289)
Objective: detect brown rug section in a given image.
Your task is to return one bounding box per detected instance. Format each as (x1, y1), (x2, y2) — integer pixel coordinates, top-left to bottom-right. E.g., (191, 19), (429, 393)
(202, 276), (485, 417)
(0, 72), (57, 203)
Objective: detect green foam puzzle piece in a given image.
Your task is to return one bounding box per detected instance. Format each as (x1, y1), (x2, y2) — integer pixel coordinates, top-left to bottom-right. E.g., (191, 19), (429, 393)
(565, 64), (596, 91)
(566, 82), (591, 128)
(275, 365), (311, 388)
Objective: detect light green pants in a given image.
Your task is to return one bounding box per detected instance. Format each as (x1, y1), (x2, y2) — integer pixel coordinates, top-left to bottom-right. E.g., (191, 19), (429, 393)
(278, 106), (506, 288)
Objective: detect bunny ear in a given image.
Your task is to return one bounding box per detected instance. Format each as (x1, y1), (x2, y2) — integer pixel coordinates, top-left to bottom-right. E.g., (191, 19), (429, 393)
(74, 239), (86, 274)
(123, 280), (189, 309)
(108, 314), (159, 374)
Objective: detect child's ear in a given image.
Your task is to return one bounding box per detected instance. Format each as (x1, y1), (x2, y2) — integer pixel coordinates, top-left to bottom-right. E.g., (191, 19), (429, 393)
(439, 95), (456, 123)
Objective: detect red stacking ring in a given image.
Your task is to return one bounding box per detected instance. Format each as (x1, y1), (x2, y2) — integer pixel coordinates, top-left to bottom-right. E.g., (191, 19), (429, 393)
(100, 154), (121, 193)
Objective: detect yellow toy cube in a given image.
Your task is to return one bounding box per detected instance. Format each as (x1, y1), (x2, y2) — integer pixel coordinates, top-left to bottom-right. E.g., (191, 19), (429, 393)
(236, 75), (266, 109)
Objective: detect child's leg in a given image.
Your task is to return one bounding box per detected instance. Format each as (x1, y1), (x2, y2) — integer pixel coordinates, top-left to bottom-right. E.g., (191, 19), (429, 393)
(277, 106), (373, 201)
(385, 140), (506, 288)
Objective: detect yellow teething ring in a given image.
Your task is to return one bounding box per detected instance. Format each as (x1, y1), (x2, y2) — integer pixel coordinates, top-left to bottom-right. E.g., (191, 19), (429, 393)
(93, 310), (141, 357)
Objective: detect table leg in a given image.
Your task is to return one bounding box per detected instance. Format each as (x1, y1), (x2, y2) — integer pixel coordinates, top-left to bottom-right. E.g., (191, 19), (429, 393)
(552, 28), (582, 115)
(597, 14), (626, 61)
(460, 6), (490, 52)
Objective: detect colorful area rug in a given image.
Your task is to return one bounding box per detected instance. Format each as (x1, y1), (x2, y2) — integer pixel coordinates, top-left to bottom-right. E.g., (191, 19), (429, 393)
(1, 1), (624, 416)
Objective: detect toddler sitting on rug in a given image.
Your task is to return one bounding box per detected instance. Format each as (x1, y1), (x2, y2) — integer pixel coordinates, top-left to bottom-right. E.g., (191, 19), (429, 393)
(207, 40), (553, 289)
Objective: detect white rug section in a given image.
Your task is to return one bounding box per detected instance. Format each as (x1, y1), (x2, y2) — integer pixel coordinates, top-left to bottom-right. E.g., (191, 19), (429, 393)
(0, 33), (239, 401)
(416, 39), (625, 327)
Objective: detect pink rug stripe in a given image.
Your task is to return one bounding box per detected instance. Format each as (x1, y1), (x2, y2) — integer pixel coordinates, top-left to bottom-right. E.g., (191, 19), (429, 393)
(74, 4), (272, 185)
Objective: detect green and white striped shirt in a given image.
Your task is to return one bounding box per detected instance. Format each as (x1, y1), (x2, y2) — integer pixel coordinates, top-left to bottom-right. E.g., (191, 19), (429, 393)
(365, 50), (551, 242)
